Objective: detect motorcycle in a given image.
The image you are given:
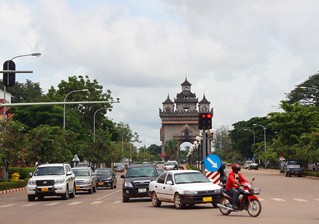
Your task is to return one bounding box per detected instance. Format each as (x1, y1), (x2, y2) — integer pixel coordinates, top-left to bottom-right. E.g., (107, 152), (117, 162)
(217, 178), (262, 217)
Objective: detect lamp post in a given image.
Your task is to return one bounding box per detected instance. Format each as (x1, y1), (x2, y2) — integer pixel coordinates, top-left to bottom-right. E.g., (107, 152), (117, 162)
(2, 52), (41, 120)
(243, 128), (256, 144)
(93, 107), (108, 142)
(243, 128), (256, 161)
(63, 89), (89, 128)
(253, 124), (267, 167)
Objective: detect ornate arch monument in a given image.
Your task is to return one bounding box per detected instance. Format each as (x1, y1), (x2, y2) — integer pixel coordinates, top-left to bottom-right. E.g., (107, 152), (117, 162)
(159, 78), (214, 159)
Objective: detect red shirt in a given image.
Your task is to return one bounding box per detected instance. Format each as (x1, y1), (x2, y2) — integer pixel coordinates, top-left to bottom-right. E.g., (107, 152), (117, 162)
(226, 171), (248, 191)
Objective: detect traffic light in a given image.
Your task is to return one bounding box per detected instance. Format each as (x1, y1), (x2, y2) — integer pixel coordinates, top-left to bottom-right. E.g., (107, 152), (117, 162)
(3, 60), (16, 87)
(198, 112), (213, 130)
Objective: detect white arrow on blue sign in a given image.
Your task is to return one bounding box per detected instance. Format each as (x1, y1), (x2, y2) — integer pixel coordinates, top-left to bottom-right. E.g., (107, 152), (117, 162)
(204, 154), (222, 172)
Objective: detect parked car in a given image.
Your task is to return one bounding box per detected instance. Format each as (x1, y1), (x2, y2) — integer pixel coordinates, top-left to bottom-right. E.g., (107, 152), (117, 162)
(163, 160), (179, 170)
(248, 162), (259, 170)
(114, 163), (125, 172)
(96, 168), (117, 189)
(284, 161), (304, 177)
(148, 170), (222, 209)
(121, 164), (158, 202)
(244, 161), (253, 169)
(27, 163), (76, 201)
(72, 166), (97, 194)
(308, 162), (319, 171)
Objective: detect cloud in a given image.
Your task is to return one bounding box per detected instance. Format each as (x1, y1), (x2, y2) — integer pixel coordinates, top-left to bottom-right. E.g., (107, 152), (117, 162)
(1, 0), (319, 147)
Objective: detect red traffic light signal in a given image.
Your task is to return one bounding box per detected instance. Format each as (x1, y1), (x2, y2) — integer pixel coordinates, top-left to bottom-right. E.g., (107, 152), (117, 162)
(198, 112), (213, 130)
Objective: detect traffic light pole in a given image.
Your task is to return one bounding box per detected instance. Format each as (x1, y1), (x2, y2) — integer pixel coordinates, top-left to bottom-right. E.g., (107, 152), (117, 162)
(201, 131), (207, 173)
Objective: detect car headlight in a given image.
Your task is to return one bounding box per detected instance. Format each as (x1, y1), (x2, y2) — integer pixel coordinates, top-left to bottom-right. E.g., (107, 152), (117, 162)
(124, 181), (133, 188)
(28, 179), (36, 185)
(107, 177), (112, 180)
(55, 179), (65, 184)
(184, 190), (198, 195)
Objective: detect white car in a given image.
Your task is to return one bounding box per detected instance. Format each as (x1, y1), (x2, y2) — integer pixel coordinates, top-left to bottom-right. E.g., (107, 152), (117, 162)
(148, 170), (221, 209)
(163, 160), (179, 170)
(27, 163), (76, 201)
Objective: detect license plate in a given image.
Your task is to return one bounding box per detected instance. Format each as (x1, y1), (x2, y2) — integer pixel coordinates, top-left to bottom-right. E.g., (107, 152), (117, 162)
(41, 188), (48, 192)
(98, 182), (104, 186)
(138, 188), (147, 193)
(202, 197), (212, 202)
(76, 186), (80, 190)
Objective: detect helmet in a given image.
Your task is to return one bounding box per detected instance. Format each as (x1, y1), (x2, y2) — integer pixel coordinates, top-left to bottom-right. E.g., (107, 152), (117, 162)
(232, 163), (241, 173)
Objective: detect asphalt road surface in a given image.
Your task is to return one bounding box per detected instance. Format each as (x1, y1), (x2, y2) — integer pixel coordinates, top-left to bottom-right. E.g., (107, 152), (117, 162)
(1, 168), (318, 224)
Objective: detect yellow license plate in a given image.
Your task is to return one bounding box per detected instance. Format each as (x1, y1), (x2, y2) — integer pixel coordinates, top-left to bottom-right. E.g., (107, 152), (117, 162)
(41, 188), (48, 192)
(98, 182), (104, 186)
(203, 197), (212, 202)
(76, 186), (80, 190)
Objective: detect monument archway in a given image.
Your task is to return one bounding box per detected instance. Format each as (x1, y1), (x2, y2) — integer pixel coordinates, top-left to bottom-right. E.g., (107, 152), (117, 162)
(159, 78), (213, 160)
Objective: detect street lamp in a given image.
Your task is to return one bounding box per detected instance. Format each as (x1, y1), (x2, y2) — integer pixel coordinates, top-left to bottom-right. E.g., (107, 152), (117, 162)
(253, 124), (267, 167)
(253, 124), (266, 153)
(243, 128), (256, 144)
(2, 52), (41, 120)
(93, 107), (108, 142)
(63, 89), (89, 128)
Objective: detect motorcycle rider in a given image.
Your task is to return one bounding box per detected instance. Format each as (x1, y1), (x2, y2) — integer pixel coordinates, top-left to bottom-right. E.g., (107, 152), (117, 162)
(226, 163), (248, 210)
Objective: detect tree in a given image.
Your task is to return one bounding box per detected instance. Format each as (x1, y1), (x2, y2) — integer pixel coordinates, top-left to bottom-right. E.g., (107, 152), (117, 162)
(0, 121), (28, 180)
(26, 125), (74, 163)
(285, 72), (319, 106)
(212, 126), (231, 160)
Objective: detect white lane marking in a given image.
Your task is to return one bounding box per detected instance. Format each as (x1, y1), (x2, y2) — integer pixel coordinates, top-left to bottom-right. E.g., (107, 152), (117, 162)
(96, 189), (121, 200)
(68, 201), (82, 205)
(293, 198), (307, 202)
(90, 201), (103, 205)
(271, 198), (285, 202)
(0, 204), (16, 208)
(23, 203), (37, 207)
(258, 198), (265, 201)
(45, 202), (61, 206)
(315, 199), (319, 202)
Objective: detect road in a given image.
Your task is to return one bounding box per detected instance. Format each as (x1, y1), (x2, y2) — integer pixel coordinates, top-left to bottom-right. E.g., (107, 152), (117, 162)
(1, 168), (319, 224)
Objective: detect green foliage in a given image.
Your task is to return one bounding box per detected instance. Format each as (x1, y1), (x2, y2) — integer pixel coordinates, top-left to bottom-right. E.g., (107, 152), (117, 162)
(8, 167), (35, 179)
(0, 180), (27, 191)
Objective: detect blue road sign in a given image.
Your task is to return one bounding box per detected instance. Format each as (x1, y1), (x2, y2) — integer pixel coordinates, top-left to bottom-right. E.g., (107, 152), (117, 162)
(204, 154), (222, 172)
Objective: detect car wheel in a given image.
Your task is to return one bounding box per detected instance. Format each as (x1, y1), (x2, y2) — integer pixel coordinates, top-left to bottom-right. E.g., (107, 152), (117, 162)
(151, 192), (161, 207)
(28, 195), (35, 201)
(93, 184), (97, 193)
(122, 193), (129, 203)
(88, 186), (93, 194)
(174, 193), (185, 209)
(69, 184), (76, 198)
(111, 182), (114, 189)
(61, 186), (69, 200)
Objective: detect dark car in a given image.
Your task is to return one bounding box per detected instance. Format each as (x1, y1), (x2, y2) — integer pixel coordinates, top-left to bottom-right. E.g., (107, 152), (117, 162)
(96, 168), (117, 189)
(121, 164), (158, 202)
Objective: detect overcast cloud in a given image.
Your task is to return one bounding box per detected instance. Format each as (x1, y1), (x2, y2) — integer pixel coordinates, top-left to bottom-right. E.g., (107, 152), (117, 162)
(1, 0), (319, 147)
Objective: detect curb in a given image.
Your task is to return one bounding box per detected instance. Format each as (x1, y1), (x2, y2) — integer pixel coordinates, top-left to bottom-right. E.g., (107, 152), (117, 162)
(0, 187), (26, 195)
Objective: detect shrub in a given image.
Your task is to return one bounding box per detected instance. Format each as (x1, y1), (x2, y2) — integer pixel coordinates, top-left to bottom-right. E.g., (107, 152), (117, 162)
(0, 180), (27, 191)
(9, 167), (35, 179)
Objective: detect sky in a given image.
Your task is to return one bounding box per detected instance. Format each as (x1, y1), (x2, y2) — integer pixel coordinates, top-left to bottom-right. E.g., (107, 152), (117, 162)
(1, 0), (319, 148)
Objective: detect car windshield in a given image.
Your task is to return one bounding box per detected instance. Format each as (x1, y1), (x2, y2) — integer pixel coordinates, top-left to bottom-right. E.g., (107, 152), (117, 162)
(174, 172), (210, 184)
(72, 169), (90, 176)
(96, 170), (112, 176)
(34, 166), (65, 176)
(288, 161), (299, 165)
(126, 167), (157, 178)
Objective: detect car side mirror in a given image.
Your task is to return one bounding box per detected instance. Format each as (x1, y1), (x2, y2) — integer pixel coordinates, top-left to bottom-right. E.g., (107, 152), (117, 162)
(166, 180), (173, 185)
(66, 171), (73, 176)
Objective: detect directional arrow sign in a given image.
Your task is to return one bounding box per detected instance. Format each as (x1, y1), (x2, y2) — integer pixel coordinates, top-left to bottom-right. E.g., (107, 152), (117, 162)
(204, 154), (222, 172)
